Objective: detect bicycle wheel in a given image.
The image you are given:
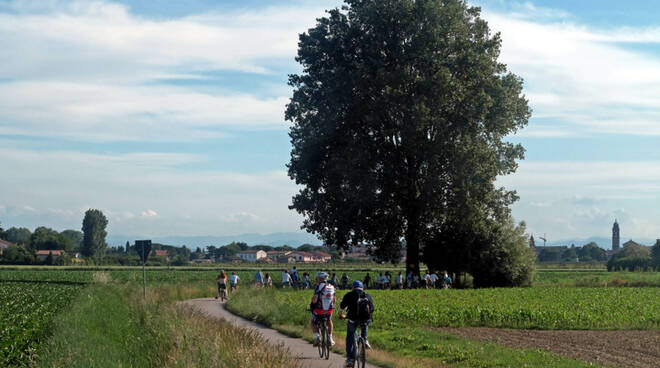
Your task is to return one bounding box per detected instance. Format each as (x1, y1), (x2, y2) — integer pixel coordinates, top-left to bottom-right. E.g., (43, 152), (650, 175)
(318, 323), (325, 358)
(324, 322), (330, 360)
(356, 337), (366, 368)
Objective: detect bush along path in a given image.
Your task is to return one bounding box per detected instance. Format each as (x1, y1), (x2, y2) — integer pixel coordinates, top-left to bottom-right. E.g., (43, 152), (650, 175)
(183, 298), (383, 368)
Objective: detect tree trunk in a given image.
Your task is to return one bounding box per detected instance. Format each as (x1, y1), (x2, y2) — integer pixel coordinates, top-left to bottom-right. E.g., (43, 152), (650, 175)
(405, 221), (421, 278)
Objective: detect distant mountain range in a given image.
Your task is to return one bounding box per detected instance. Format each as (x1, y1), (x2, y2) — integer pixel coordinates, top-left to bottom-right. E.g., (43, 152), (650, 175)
(107, 232), (322, 248)
(543, 236), (656, 250)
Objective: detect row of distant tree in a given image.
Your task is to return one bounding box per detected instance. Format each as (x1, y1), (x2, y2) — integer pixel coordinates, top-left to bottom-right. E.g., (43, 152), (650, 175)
(1, 215), (336, 266)
(0, 209), (108, 264)
(536, 242), (608, 263)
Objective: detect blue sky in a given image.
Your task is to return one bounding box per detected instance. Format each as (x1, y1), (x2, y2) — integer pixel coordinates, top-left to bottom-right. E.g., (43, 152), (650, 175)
(1, 0), (659, 246)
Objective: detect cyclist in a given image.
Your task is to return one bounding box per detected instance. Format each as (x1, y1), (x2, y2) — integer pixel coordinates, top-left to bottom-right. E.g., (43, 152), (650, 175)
(229, 271), (240, 292)
(339, 280), (374, 368)
(215, 270), (227, 300)
(310, 272), (336, 347)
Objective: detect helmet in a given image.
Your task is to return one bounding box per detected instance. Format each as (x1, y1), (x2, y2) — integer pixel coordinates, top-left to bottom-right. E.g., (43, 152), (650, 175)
(316, 271), (329, 279)
(353, 280), (364, 289)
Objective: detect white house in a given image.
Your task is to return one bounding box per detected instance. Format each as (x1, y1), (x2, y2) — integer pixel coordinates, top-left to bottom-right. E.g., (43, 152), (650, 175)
(236, 249), (267, 262)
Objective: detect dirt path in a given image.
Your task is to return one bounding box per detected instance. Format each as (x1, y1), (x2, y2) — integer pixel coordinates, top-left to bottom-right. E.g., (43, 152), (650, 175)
(440, 327), (660, 368)
(183, 298), (381, 368)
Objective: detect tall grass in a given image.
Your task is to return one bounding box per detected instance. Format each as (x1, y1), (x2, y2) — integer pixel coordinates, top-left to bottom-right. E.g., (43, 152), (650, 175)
(34, 282), (299, 368)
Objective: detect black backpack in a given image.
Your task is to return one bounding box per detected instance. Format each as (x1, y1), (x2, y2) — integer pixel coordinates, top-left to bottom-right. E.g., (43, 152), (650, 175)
(355, 291), (372, 321)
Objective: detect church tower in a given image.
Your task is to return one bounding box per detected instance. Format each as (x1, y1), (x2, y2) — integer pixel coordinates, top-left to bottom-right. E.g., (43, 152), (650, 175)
(612, 220), (620, 251)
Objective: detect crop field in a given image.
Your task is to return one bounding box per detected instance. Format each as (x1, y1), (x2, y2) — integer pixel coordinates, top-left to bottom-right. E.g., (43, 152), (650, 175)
(3, 267), (660, 367)
(228, 287), (660, 331)
(0, 282), (83, 367)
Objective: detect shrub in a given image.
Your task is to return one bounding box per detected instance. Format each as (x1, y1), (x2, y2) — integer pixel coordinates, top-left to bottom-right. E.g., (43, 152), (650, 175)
(607, 256), (653, 272)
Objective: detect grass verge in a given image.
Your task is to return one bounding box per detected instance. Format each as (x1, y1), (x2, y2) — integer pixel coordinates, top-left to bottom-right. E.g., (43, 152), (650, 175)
(34, 282), (299, 368)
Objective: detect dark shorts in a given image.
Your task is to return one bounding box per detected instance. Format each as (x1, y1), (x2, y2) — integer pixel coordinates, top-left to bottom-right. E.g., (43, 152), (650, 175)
(218, 284), (226, 290)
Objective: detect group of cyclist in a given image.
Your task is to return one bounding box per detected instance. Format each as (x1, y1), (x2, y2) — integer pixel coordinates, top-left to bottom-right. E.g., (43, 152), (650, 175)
(310, 271), (374, 368)
(215, 268), (451, 367)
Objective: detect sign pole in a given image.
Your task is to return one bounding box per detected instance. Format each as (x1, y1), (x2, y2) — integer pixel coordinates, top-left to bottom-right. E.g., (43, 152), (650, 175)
(142, 245), (146, 298)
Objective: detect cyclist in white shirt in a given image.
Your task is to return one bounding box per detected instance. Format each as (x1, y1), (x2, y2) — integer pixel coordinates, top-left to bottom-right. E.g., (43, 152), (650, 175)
(310, 272), (336, 346)
(229, 272), (240, 292)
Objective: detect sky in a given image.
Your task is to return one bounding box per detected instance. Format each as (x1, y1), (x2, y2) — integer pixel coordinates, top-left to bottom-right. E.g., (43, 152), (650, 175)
(1, 0), (659, 246)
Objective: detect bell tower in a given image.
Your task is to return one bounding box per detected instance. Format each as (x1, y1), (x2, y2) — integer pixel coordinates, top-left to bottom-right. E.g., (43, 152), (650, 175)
(612, 220), (620, 251)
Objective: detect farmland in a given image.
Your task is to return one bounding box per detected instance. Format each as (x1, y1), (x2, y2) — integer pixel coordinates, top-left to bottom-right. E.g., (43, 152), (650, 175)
(2, 266), (660, 367)
(0, 282), (83, 367)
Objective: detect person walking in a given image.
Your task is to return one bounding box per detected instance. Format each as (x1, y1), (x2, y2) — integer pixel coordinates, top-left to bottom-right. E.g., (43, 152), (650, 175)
(282, 269), (291, 288)
(363, 273), (371, 289)
(339, 281), (375, 368)
(229, 272), (240, 292)
(255, 269), (264, 287)
(396, 271), (403, 289)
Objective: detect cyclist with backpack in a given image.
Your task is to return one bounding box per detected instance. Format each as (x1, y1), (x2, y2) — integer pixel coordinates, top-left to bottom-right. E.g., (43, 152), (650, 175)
(339, 281), (374, 368)
(310, 272), (336, 347)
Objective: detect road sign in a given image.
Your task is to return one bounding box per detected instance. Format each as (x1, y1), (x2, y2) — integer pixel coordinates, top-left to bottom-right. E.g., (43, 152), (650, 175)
(135, 240), (152, 263)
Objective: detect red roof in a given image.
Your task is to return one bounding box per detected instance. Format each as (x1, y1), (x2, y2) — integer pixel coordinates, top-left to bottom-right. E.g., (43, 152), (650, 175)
(36, 250), (64, 255)
(0, 239), (15, 248)
(313, 251), (332, 258)
(153, 250), (169, 257)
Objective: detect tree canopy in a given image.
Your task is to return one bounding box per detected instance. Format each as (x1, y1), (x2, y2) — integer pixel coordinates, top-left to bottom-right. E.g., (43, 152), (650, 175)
(286, 0), (531, 284)
(2, 227), (32, 246)
(81, 209), (108, 258)
(30, 227), (74, 251)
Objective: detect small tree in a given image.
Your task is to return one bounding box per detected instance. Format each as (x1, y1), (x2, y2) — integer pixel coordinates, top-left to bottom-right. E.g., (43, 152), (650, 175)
(81, 209), (108, 258)
(651, 239), (660, 270)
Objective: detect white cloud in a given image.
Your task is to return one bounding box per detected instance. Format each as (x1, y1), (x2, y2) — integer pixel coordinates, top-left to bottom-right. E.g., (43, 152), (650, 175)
(499, 161), (660, 240)
(0, 0), (337, 141)
(482, 8), (660, 136)
(141, 209), (158, 218)
(0, 146), (303, 236)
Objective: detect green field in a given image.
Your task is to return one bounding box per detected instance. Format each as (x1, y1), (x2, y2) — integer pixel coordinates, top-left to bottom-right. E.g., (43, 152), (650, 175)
(0, 282), (83, 367)
(2, 267), (659, 367)
(228, 287), (660, 331)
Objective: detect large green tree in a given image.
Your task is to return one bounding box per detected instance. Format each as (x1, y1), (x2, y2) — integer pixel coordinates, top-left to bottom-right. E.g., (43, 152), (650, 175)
(286, 0), (530, 281)
(30, 226), (73, 251)
(2, 227), (32, 246)
(60, 229), (83, 250)
(81, 209), (108, 258)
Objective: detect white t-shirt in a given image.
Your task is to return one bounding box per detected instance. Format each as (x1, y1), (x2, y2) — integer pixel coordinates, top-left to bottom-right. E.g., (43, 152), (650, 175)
(282, 272), (290, 283)
(230, 275), (240, 284)
(314, 282), (336, 311)
(430, 274), (439, 282)
(424, 274), (431, 281)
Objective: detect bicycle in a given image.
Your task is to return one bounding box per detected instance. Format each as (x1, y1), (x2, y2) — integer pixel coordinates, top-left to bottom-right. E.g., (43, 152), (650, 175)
(349, 320), (368, 368)
(315, 315), (331, 360)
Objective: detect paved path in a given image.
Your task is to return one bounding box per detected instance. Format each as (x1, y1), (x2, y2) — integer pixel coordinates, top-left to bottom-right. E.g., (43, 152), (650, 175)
(182, 298), (381, 368)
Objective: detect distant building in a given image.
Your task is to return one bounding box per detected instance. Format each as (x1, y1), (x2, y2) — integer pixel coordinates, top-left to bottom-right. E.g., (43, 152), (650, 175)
(612, 220), (620, 251)
(35, 250), (64, 262)
(0, 239), (16, 255)
(266, 251), (291, 261)
(236, 249), (267, 262)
